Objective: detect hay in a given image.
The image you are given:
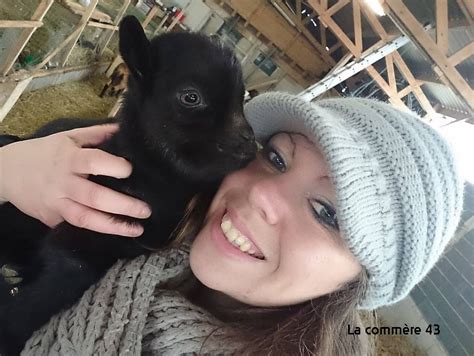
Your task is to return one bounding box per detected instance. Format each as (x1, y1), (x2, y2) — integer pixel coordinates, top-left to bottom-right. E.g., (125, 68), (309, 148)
(0, 75), (116, 137)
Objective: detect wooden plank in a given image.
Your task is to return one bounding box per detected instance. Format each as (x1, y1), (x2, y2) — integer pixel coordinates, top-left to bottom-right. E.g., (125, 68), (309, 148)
(353, 0), (362, 53)
(0, 20), (43, 28)
(60, 0), (100, 67)
(0, 0), (54, 76)
(274, 0), (335, 65)
(97, 0), (131, 56)
(392, 51), (435, 114)
(360, 1), (389, 41)
(459, 0), (474, 19)
(386, 54), (396, 92)
(328, 42), (342, 54)
(366, 65), (407, 109)
(385, 0), (474, 110)
(0, 77), (33, 122)
(455, 0), (473, 24)
(449, 41), (474, 65)
(142, 5), (160, 29)
(226, 0), (331, 75)
(325, 0), (350, 17)
(35, 27), (82, 70)
(295, 0), (302, 22)
(308, 0), (358, 55)
(87, 21), (118, 30)
(436, 0), (449, 55)
(398, 85), (413, 99)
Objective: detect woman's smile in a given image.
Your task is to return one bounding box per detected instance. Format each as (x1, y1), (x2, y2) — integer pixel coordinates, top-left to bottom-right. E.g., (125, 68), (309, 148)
(190, 132), (361, 307)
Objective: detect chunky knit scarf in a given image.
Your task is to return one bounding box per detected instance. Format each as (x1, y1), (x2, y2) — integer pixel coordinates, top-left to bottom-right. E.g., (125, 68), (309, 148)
(22, 248), (242, 355)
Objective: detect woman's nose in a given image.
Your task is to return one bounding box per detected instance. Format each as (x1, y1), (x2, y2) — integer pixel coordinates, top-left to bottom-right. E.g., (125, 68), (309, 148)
(248, 176), (288, 226)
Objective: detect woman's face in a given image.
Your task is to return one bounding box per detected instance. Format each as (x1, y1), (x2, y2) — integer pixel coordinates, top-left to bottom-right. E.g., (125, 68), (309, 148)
(190, 132), (361, 307)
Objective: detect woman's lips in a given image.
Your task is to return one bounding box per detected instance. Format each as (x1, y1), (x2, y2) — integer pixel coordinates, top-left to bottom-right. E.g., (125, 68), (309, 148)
(210, 207), (265, 262)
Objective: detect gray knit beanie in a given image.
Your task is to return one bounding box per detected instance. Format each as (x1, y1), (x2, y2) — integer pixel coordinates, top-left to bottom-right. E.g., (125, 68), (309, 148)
(244, 92), (465, 310)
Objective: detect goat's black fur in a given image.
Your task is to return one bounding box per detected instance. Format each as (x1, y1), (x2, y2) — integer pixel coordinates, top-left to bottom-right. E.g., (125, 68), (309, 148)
(0, 16), (256, 355)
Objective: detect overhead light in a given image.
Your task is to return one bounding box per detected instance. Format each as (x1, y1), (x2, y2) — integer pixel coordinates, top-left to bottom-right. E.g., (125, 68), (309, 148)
(363, 0), (385, 16)
(302, 9), (306, 14)
(310, 18), (318, 27)
(325, 46), (330, 51)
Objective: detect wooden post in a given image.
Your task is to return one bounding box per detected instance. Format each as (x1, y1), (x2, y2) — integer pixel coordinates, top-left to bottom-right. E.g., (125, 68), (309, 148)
(97, 0), (131, 56)
(59, 0), (100, 67)
(0, 77), (33, 122)
(0, 0), (54, 76)
(274, 0), (335, 65)
(385, 0), (474, 110)
(35, 27), (82, 70)
(0, 21), (43, 28)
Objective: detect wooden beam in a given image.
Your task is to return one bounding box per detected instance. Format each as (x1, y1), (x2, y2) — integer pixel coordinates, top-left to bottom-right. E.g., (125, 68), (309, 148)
(436, 0), (449, 55)
(295, 0), (302, 21)
(455, 0), (473, 24)
(360, 1), (434, 115)
(0, 0), (54, 76)
(0, 77), (33, 122)
(449, 41), (474, 65)
(0, 20), (43, 28)
(59, 0), (100, 67)
(97, 0), (131, 56)
(325, 0), (350, 17)
(398, 85), (413, 99)
(366, 65), (407, 109)
(142, 5), (160, 29)
(35, 27), (82, 70)
(392, 51), (435, 114)
(328, 42), (342, 54)
(87, 21), (118, 30)
(385, 0), (474, 110)
(274, 0), (335, 65)
(353, 0), (363, 53)
(385, 54), (396, 92)
(360, 1), (389, 41)
(308, 0), (359, 55)
(456, 0), (474, 21)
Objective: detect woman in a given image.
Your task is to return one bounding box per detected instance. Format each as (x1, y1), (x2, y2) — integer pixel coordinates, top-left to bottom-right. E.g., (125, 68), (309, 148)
(0, 92), (464, 355)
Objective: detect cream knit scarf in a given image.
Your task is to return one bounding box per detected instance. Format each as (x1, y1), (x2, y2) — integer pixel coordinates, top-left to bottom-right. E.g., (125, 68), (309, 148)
(21, 248), (242, 355)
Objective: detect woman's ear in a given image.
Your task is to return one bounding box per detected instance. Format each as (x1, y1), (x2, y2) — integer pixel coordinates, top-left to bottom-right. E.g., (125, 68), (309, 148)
(119, 16), (150, 81)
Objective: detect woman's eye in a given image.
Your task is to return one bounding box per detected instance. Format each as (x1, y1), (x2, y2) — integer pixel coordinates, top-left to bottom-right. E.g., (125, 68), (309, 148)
(264, 145), (287, 172)
(179, 91), (201, 107)
(310, 200), (339, 230)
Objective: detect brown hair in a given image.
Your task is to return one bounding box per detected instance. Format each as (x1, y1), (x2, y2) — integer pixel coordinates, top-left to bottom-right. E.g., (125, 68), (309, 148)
(170, 193), (375, 355)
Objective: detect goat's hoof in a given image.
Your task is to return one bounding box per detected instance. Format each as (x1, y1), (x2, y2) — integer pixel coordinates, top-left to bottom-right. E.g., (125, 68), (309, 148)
(1, 264), (23, 285)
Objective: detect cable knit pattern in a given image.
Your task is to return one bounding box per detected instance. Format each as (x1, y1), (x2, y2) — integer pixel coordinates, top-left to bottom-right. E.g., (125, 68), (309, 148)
(21, 248), (242, 355)
(244, 93), (465, 310)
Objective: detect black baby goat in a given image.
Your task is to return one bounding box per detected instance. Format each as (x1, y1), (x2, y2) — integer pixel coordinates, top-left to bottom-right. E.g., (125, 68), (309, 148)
(0, 16), (256, 355)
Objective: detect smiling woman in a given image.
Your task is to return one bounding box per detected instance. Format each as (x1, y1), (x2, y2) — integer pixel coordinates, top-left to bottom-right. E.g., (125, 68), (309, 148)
(190, 132), (362, 308)
(0, 92), (465, 355)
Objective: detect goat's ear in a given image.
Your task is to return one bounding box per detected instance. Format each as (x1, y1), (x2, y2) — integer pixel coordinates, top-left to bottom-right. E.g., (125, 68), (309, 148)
(119, 16), (150, 81)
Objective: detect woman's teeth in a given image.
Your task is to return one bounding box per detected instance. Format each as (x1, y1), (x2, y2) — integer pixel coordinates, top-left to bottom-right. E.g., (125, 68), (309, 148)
(220, 214), (263, 259)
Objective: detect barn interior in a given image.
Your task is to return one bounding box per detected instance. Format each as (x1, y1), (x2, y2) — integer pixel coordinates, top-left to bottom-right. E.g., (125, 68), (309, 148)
(0, 1), (473, 355)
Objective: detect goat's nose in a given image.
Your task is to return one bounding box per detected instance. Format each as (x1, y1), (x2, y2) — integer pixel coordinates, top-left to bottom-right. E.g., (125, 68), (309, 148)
(239, 125), (255, 142)
(240, 130), (254, 141)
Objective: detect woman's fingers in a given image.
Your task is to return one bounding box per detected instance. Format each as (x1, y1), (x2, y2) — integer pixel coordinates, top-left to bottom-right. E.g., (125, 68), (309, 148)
(65, 176), (151, 219)
(70, 148), (133, 178)
(67, 123), (119, 147)
(58, 198), (145, 237)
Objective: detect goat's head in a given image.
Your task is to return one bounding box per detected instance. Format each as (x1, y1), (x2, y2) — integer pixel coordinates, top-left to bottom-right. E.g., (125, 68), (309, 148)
(118, 16), (257, 182)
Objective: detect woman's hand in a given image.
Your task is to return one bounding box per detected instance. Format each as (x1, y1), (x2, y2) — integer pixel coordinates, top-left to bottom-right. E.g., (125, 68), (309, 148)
(0, 124), (151, 237)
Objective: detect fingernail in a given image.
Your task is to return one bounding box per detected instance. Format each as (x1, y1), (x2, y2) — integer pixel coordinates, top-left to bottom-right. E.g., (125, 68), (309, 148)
(131, 225), (144, 237)
(139, 206), (152, 218)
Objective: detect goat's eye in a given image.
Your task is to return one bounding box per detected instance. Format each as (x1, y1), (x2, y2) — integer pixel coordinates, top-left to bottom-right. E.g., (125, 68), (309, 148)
(179, 91), (201, 107)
